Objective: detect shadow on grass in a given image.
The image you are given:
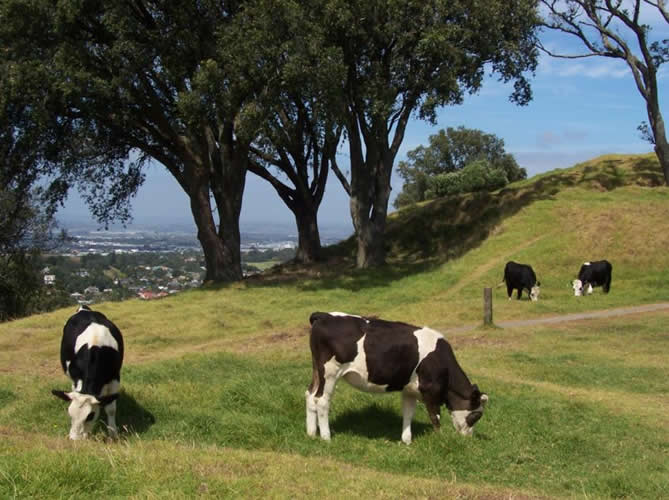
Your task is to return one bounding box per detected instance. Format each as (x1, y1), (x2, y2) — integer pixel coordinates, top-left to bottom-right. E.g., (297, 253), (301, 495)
(116, 390), (155, 435)
(331, 404), (431, 442)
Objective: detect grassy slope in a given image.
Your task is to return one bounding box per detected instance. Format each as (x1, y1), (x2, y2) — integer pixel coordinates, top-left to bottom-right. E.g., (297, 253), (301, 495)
(1, 154), (668, 498)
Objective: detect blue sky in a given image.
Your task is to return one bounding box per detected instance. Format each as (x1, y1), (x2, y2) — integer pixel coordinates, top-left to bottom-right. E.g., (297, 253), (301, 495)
(58, 6), (667, 232)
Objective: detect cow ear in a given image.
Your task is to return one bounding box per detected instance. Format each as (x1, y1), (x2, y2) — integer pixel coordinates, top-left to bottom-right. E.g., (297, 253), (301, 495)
(536, 281), (541, 287)
(97, 394), (119, 406)
(52, 390), (72, 402)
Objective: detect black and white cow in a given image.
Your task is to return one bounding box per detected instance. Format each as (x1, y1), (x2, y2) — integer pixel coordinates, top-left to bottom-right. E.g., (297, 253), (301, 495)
(501, 261), (541, 301)
(305, 312), (488, 444)
(52, 306), (124, 440)
(572, 260), (612, 296)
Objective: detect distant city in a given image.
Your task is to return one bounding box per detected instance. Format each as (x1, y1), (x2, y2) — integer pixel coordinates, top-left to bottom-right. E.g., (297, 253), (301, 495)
(56, 216), (352, 255)
(36, 217), (351, 308)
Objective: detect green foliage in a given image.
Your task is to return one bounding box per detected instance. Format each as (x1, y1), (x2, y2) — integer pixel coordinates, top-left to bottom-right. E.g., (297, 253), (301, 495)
(396, 127), (526, 207)
(426, 160), (509, 198)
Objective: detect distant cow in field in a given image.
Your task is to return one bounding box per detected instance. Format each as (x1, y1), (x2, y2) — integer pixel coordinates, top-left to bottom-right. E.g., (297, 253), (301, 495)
(305, 312), (488, 444)
(500, 261), (541, 301)
(572, 260), (612, 296)
(52, 306), (124, 440)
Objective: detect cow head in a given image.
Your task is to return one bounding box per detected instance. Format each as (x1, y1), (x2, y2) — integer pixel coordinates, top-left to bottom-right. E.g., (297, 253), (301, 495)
(52, 390), (118, 440)
(449, 385), (489, 436)
(530, 282), (541, 301)
(572, 280), (593, 296)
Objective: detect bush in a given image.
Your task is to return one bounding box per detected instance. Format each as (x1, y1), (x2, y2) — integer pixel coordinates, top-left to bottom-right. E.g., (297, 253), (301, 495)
(425, 160), (508, 198)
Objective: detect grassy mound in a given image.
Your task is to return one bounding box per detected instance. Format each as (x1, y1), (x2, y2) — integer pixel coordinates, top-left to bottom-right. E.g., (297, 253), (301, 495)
(1, 153), (668, 498)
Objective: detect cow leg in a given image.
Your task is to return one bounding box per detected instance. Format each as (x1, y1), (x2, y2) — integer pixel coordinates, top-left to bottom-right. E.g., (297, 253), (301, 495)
(401, 393), (417, 445)
(104, 400), (119, 439)
(506, 284), (513, 300)
(315, 375), (337, 441)
(305, 368), (319, 437)
(305, 390), (318, 437)
(604, 277), (611, 293)
(425, 399), (441, 431)
(516, 288), (522, 300)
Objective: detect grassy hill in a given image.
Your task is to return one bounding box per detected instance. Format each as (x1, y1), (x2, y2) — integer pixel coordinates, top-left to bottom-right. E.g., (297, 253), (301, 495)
(1, 154), (668, 498)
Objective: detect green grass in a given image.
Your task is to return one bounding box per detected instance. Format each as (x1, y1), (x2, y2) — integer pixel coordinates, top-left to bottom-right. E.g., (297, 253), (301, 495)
(1, 153), (669, 498)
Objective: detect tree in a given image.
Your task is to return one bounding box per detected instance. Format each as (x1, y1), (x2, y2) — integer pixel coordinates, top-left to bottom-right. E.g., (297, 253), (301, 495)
(1, 47), (66, 321)
(395, 127), (526, 207)
(227, 0), (344, 263)
(320, 0), (539, 268)
(1, 1), (256, 283)
(540, 0), (669, 184)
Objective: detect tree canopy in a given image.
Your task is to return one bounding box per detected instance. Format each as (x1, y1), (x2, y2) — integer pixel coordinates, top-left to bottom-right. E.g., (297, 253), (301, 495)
(395, 127), (527, 208)
(315, 0), (540, 267)
(1, 0), (541, 280)
(540, 0), (669, 184)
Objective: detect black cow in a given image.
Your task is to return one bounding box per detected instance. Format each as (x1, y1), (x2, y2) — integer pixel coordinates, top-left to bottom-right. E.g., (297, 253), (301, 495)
(501, 261), (541, 301)
(572, 260), (612, 296)
(52, 305), (124, 440)
(305, 312), (488, 444)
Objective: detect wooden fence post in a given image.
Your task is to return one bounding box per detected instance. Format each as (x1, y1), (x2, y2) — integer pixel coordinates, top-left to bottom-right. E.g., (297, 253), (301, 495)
(483, 287), (493, 326)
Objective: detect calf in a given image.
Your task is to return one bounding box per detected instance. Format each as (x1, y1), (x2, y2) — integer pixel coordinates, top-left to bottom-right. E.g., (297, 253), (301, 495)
(52, 306), (124, 440)
(501, 261), (541, 301)
(305, 312), (488, 444)
(572, 260), (612, 296)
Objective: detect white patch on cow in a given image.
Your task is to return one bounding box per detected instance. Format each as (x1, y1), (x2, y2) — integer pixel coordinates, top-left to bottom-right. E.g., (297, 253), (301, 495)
(450, 410), (472, 435)
(572, 279), (583, 296)
(63, 380), (121, 440)
(401, 394), (417, 444)
(450, 394), (488, 436)
(413, 327), (442, 361)
(66, 392), (101, 440)
(583, 262), (591, 266)
(530, 285), (540, 301)
(328, 311), (370, 323)
(74, 379), (83, 392)
(74, 322), (118, 354)
(403, 327), (443, 397)
(341, 336), (388, 393)
(586, 283), (593, 294)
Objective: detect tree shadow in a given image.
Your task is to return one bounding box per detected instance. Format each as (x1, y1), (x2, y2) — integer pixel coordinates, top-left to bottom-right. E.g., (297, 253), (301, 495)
(115, 390), (155, 436)
(331, 403), (431, 441)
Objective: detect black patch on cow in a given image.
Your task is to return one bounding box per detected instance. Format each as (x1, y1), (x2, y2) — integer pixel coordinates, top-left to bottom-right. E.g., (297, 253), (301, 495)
(361, 319), (419, 391)
(59, 307), (124, 398)
(309, 313), (366, 396)
(503, 261), (539, 300)
(417, 338), (476, 411)
(578, 260), (612, 293)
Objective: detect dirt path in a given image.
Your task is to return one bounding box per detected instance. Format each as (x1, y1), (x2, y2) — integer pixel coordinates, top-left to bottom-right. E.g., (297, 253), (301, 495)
(444, 302), (669, 334)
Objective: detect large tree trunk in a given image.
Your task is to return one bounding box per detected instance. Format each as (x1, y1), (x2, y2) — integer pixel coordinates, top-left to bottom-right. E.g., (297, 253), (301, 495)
(648, 102), (669, 185)
(210, 126), (247, 282)
(348, 116), (395, 269)
(294, 203), (322, 263)
(189, 173), (243, 283)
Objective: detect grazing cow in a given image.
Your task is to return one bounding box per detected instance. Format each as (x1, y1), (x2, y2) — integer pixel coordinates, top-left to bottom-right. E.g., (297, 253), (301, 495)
(305, 312), (488, 444)
(52, 305), (124, 440)
(572, 260), (612, 296)
(501, 261), (541, 301)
